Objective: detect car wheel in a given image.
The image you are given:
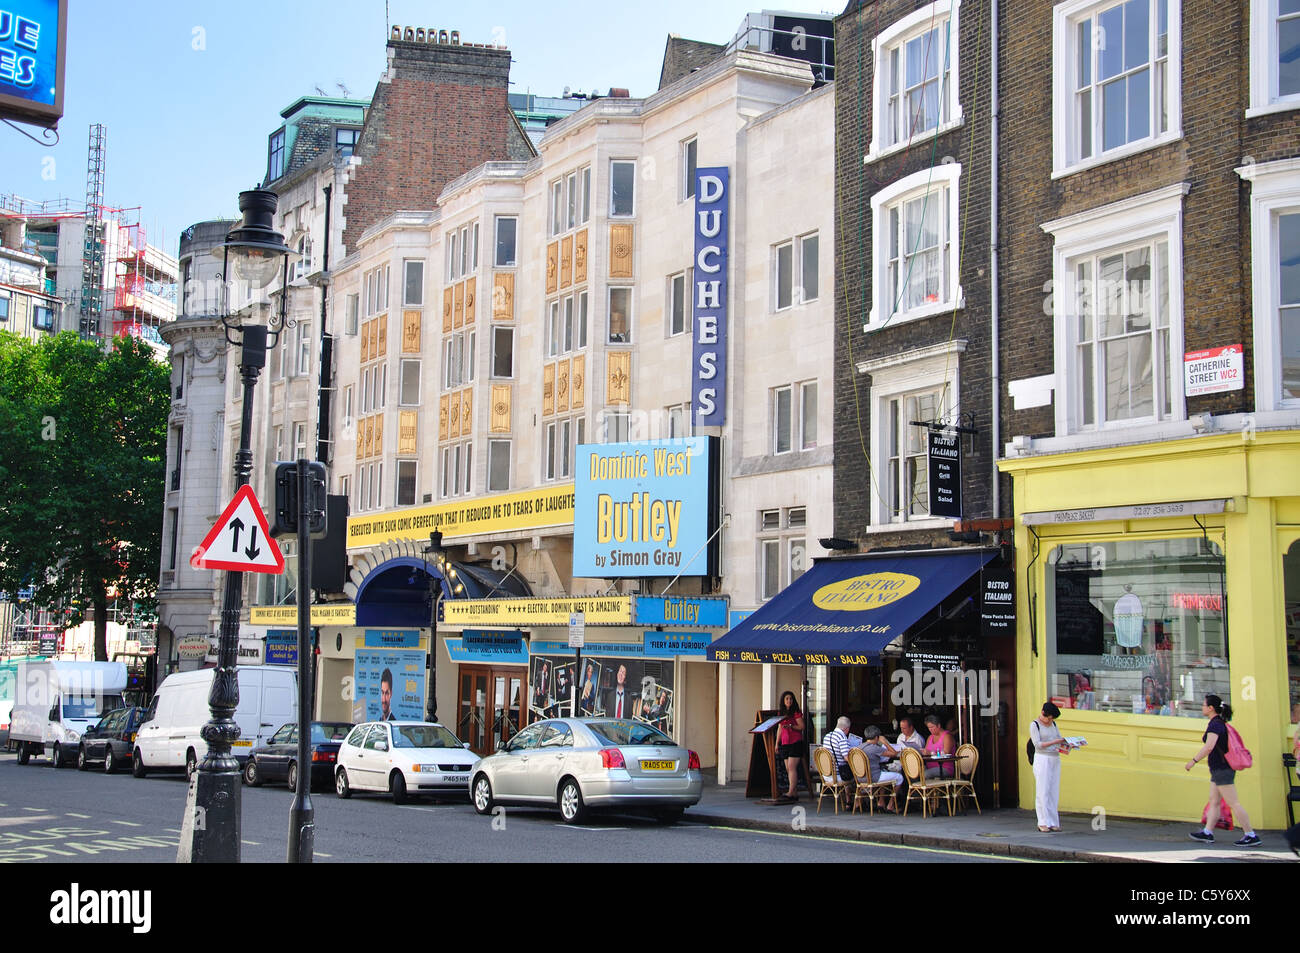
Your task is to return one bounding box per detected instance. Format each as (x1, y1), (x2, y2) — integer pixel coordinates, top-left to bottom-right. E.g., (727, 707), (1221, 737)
(185, 749), (197, 783)
(335, 767), (351, 799)
(103, 748), (116, 774)
(16, 742), (29, 765)
(472, 774), (494, 815)
(77, 745), (88, 770)
(286, 761), (298, 792)
(558, 778), (587, 824)
(131, 749), (147, 778)
(390, 771), (407, 805)
(243, 758), (262, 786)
(654, 808), (685, 824)
(52, 743), (66, 768)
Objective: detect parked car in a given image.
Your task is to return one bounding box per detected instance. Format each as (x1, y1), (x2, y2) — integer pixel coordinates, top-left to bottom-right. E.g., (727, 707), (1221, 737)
(77, 706), (147, 773)
(470, 717), (702, 824)
(244, 721), (353, 791)
(132, 666), (296, 780)
(334, 721), (479, 804)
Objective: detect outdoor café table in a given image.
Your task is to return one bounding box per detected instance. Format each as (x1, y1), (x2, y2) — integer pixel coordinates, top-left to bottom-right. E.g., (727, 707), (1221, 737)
(916, 752), (959, 815)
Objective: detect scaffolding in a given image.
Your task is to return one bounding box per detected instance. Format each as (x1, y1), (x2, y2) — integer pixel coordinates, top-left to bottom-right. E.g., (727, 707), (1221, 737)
(78, 123), (107, 338)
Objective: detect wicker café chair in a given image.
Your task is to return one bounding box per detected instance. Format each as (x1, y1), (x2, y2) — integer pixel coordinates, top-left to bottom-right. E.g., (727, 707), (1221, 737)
(900, 746), (951, 818)
(847, 746), (898, 816)
(812, 746), (849, 815)
(948, 743), (981, 815)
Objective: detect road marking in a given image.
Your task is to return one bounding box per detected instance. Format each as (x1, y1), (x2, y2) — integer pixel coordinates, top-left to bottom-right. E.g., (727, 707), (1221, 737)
(164, 828), (182, 834)
(0, 816), (56, 827)
(242, 840), (260, 846)
(22, 807), (45, 813)
(316, 852), (332, 857)
(556, 825), (630, 832)
(110, 820), (142, 827)
(703, 825), (1053, 862)
(65, 813), (92, 819)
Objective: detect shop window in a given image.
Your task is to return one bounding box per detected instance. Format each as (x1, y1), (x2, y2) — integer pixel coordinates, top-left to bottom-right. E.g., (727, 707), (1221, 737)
(1046, 536), (1228, 719)
(1285, 540), (1300, 726)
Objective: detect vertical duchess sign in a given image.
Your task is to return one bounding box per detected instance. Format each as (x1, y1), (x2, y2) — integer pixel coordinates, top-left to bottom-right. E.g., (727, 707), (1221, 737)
(692, 168), (729, 427)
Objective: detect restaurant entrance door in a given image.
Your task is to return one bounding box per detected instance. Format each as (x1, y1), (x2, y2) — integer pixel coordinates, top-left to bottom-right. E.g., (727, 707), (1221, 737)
(456, 666), (525, 756)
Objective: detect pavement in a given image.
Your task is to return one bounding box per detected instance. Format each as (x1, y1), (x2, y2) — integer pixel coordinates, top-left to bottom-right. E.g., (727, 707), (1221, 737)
(688, 777), (1299, 863)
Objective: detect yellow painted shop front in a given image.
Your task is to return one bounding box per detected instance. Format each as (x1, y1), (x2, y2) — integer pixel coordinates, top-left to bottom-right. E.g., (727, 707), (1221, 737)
(1000, 432), (1300, 827)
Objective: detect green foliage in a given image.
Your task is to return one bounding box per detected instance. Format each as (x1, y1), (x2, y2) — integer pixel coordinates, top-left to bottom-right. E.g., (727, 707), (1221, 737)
(0, 331), (170, 644)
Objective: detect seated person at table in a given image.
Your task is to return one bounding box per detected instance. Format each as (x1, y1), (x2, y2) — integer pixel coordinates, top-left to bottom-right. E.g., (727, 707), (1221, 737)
(859, 726), (905, 811)
(885, 716), (926, 773)
(820, 716), (855, 781)
(923, 713), (956, 778)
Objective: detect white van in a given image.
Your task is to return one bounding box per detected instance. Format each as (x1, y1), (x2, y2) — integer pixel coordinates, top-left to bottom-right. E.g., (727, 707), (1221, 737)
(10, 661), (128, 767)
(132, 666), (297, 780)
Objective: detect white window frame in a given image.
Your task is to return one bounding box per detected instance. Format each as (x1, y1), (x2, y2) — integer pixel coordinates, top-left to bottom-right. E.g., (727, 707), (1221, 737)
(665, 403), (692, 440)
(601, 408), (631, 444)
(399, 358), (421, 406)
(1249, 0), (1300, 116)
(667, 270), (692, 337)
(757, 508), (809, 602)
(1238, 157), (1300, 411)
(861, 341), (964, 529)
(867, 0), (963, 162)
(403, 260), (424, 307)
(396, 460), (418, 507)
(492, 325), (515, 379)
(1043, 183), (1188, 436)
(770, 381), (818, 455)
(487, 439), (511, 492)
(494, 215), (518, 267)
(681, 137), (698, 202)
(1052, 0), (1182, 177)
(610, 160), (636, 218)
(345, 293), (359, 335)
(296, 321), (311, 377)
(543, 418), (582, 483)
(293, 422), (308, 460)
(608, 287), (632, 344)
(868, 164), (963, 329)
(772, 233), (819, 312)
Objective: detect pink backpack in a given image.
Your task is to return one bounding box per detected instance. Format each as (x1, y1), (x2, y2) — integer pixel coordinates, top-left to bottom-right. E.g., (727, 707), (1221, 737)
(1225, 723), (1252, 770)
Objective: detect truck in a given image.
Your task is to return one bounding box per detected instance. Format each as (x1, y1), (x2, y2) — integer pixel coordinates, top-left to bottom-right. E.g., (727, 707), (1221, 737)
(9, 660), (128, 767)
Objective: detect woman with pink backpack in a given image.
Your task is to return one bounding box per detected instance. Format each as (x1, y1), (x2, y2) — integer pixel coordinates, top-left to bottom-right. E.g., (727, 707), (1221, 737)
(1185, 694), (1261, 847)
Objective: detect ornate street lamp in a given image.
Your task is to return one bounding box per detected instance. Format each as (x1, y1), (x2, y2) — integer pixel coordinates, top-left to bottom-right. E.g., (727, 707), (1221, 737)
(423, 530), (444, 724)
(179, 188), (295, 864)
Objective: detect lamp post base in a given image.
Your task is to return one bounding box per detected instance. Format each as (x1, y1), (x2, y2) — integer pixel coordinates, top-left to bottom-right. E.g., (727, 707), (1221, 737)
(177, 764), (242, 863)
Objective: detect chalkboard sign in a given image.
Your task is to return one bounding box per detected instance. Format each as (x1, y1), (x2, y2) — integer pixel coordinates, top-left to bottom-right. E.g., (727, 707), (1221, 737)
(928, 429), (962, 518)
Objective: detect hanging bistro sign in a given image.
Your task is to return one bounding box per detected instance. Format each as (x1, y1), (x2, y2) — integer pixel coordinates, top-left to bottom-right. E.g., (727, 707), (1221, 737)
(692, 167), (730, 427)
(573, 437), (719, 578)
(979, 567), (1015, 637)
(927, 428), (962, 519)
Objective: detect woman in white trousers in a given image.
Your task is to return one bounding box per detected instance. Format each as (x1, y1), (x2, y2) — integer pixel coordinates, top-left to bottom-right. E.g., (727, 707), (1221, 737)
(1030, 702), (1069, 832)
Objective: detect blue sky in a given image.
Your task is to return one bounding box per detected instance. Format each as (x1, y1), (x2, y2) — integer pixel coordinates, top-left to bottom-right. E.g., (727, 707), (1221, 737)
(0, 1), (839, 256)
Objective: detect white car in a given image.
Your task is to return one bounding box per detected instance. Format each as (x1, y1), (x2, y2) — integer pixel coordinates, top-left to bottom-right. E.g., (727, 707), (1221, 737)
(334, 721), (479, 804)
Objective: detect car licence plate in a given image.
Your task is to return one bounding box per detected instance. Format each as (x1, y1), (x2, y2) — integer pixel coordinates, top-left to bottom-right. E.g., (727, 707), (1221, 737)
(445, 775), (468, 783)
(232, 740), (252, 747)
(640, 760), (674, 770)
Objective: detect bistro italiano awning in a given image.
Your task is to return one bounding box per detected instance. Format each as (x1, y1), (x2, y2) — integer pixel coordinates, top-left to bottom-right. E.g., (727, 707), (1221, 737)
(706, 549), (998, 666)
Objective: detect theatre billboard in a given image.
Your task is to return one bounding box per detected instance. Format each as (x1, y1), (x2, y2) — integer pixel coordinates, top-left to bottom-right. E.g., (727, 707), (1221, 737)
(573, 437), (718, 578)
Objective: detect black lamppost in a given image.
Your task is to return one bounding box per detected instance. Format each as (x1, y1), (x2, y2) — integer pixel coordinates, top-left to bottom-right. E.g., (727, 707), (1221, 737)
(423, 530), (444, 724)
(178, 188), (294, 864)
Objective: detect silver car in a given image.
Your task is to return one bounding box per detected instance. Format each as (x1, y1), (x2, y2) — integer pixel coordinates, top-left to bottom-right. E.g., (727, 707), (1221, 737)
(469, 717), (702, 823)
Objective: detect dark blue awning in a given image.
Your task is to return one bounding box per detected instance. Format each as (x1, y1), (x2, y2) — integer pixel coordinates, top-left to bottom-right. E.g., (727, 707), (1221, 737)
(706, 549), (997, 666)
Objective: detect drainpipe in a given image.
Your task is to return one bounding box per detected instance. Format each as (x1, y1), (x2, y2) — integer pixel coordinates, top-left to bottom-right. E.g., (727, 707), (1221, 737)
(989, 0), (1002, 518)
(315, 183), (333, 464)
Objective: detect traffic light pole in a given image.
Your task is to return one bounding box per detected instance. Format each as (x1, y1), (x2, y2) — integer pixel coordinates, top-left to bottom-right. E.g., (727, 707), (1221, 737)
(287, 457), (315, 863)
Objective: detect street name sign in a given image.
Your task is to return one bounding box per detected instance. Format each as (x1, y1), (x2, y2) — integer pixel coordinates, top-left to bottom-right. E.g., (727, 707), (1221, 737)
(191, 485), (285, 574)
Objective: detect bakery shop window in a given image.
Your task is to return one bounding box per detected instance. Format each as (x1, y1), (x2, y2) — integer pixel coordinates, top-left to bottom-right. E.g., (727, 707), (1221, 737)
(1046, 536), (1227, 719)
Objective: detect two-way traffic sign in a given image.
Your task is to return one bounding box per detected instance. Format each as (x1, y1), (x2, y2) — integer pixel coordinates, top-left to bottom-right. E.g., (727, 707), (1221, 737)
(190, 485), (286, 574)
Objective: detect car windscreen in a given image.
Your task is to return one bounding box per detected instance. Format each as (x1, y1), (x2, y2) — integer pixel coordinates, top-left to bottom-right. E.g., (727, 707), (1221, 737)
(586, 720), (674, 747)
(391, 725), (461, 749)
(311, 722), (353, 743)
(63, 695), (122, 719)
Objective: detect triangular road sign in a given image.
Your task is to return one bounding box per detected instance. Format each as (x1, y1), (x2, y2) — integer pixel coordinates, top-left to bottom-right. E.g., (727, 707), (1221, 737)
(191, 485), (285, 574)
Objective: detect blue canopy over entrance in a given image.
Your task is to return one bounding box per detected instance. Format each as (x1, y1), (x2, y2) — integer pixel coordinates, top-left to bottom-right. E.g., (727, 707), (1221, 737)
(706, 549), (997, 666)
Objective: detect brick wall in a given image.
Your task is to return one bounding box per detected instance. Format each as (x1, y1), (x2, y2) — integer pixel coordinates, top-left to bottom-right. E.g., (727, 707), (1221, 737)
(833, 0), (997, 545)
(1000, 1), (1300, 444)
(341, 39), (514, 251)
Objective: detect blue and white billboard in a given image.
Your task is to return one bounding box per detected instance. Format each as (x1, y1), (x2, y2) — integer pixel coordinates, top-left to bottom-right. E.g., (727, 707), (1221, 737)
(574, 437), (713, 578)
(0, 1), (66, 128)
(692, 167), (729, 427)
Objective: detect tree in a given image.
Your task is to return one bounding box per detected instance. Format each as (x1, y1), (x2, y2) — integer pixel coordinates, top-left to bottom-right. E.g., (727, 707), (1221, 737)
(0, 331), (170, 660)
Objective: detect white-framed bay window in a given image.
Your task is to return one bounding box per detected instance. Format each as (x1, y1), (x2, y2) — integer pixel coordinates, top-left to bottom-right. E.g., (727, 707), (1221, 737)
(441, 441), (473, 499)
(868, 0), (962, 161)
(1053, 0), (1180, 176)
(868, 163), (962, 329)
(861, 341), (963, 528)
(1043, 183), (1187, 434)
(1238, 157), (1300, 410)
(543, 415), (585, 482)
(1249, 0), (1300, 116)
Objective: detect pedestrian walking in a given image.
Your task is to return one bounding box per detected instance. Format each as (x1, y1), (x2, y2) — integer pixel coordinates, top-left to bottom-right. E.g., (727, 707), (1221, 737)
(1185, 695), (1260, 847)
(777, 691), (804, 801)
(1030, 701), (1069, 832)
